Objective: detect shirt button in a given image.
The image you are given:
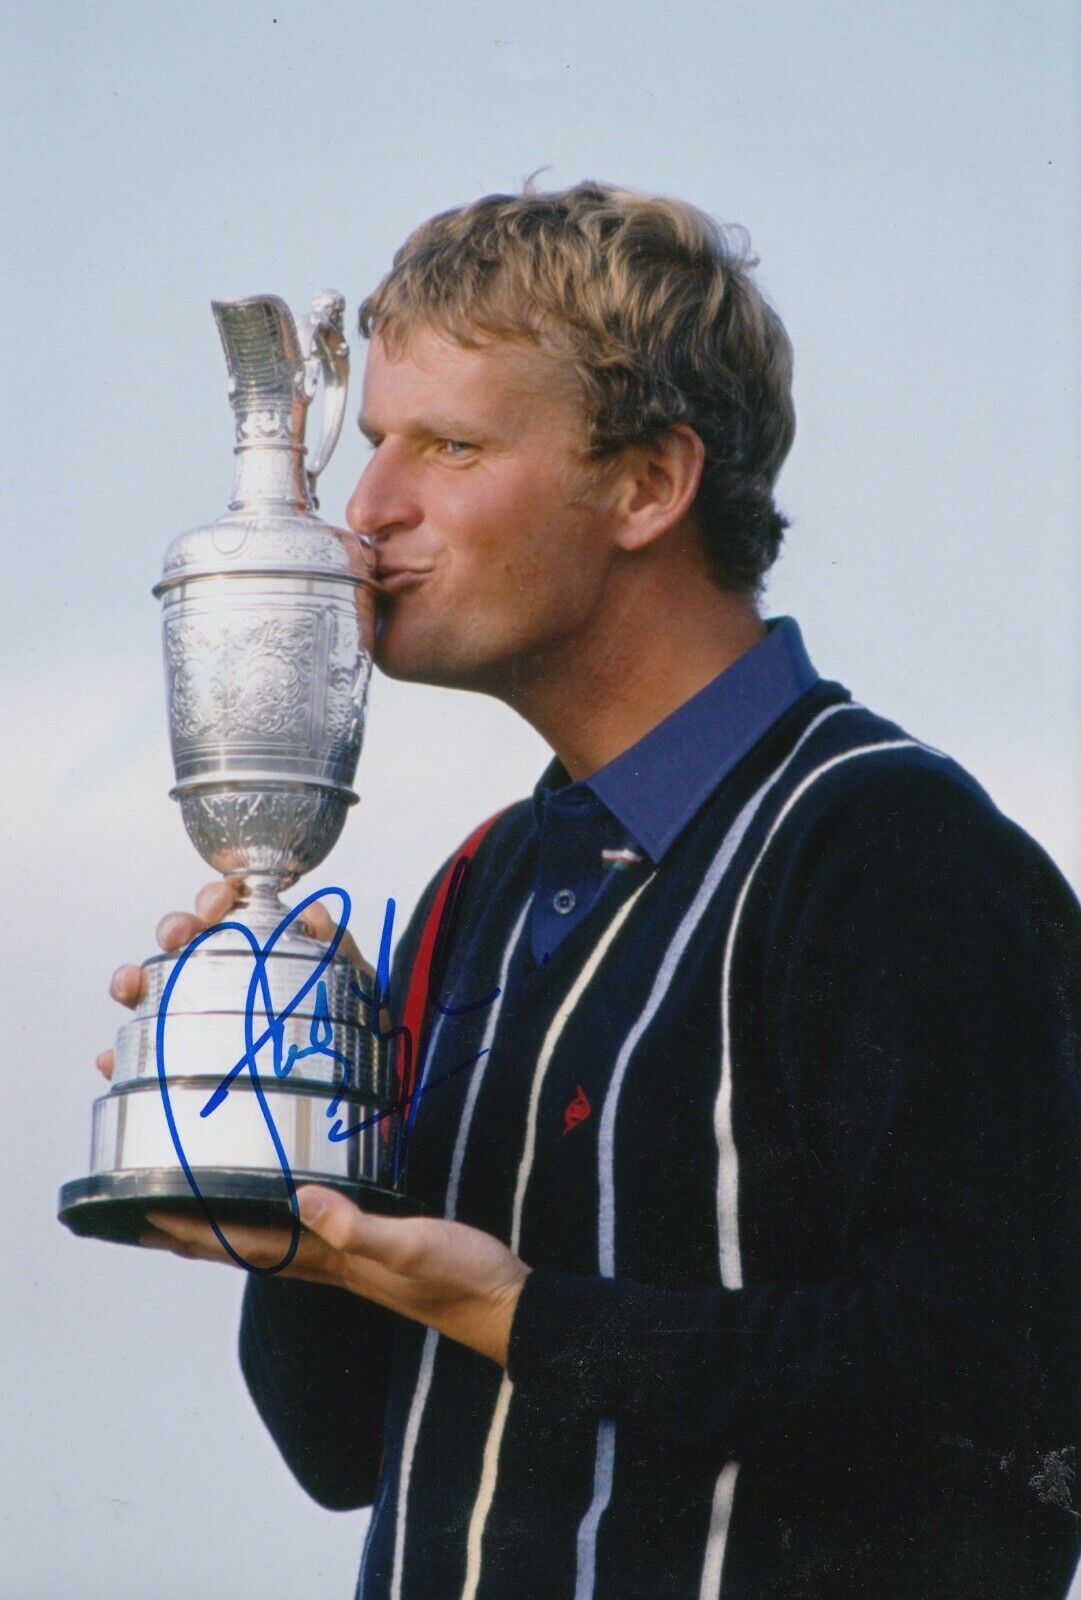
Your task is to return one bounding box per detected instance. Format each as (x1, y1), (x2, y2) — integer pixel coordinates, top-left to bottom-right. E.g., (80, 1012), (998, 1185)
(552, 888), (577, 915)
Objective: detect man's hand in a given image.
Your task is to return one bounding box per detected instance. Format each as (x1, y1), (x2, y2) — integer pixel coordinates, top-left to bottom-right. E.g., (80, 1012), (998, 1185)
(143, 1191), (530, 1369)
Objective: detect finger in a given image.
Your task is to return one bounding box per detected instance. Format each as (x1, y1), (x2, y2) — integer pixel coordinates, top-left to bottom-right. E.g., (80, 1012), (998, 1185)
(139, 1225), (192, 1255)
(109, 964), (146, 1008)
(96, 1049), (115, 1081)
(144, 1212), (227, 1252)
(138, 1216), (220, 1259)
(155, 910), (208, 952)
(195, 879), (241, 925)
(301, 900), (369, 975)
(144, 1210), (328, 1275)
(157, 880), (241, 954)
(144, 1211), (259, 1267)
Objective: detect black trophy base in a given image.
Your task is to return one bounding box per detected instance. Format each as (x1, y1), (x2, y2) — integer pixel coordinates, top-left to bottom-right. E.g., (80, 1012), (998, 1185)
(58, 1167), (420, 1247)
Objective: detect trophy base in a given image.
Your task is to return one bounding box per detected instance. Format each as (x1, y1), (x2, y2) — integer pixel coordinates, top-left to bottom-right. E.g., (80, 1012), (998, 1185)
(57, 1167), (420, 1247)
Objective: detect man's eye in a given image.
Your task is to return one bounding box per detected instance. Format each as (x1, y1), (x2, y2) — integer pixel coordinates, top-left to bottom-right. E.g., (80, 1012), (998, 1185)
(438, 439), (474, 457)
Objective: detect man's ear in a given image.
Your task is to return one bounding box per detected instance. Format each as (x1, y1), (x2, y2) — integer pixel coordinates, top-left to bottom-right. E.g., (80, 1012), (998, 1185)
(612, 425), (706, 553)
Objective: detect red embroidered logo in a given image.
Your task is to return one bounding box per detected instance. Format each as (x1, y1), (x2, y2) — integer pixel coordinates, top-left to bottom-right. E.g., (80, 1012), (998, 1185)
(562, 1085), (592, 1136)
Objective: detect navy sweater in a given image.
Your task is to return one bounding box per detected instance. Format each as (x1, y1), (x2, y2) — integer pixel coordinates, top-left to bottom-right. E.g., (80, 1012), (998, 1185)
(240, 683), (1081, 1599)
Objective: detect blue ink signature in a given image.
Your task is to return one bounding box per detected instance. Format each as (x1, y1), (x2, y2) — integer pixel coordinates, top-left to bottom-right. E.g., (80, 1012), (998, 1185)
(155, 872), (499, 1275)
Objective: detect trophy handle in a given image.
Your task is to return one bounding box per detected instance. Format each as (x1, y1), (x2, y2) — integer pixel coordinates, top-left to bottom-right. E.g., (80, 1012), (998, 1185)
(297, 290), (349, 503)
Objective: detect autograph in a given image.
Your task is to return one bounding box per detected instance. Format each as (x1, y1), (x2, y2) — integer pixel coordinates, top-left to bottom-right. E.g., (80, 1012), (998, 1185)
(154, 873), (499, 1274)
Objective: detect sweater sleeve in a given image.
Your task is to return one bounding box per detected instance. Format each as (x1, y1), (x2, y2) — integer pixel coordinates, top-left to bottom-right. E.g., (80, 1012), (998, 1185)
(507, 765), (1081, 1470)
(239, 1276), (398, 1510)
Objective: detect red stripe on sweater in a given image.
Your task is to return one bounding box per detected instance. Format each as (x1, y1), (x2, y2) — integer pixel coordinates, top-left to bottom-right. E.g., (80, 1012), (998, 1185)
(388, 810), (506, 1146)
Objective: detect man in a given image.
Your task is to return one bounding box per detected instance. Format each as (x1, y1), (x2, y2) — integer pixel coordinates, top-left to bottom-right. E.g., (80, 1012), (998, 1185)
(103, 184), (1081, 1598)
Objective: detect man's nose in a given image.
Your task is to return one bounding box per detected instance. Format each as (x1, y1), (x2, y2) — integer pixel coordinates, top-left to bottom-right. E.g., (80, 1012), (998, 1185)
(346, 441), (421, 542)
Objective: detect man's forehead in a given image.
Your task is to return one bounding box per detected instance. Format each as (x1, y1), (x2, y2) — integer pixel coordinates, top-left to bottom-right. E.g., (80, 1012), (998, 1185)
(359, 324), (579, 426)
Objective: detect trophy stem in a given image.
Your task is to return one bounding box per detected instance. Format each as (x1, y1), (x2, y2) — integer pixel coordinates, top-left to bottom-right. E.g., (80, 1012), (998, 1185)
(228, 873), (305, 939)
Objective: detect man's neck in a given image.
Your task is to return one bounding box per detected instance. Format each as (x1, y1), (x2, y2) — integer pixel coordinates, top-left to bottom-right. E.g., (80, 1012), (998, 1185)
(501, 562), (766, 781)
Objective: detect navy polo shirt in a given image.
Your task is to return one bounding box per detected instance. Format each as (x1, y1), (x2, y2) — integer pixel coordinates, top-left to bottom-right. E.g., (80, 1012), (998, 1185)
(530, 616), (818, 962)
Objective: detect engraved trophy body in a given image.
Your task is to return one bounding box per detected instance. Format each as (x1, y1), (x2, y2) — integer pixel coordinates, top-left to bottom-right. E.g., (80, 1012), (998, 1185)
(59, 292), (406, 1244)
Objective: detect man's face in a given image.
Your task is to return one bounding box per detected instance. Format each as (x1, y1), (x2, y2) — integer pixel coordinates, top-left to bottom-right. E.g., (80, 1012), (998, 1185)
(346, 326), (621, 697)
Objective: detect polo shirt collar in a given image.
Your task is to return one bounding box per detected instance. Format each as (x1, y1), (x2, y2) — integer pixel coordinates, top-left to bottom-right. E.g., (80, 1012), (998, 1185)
(533, 616), (817, 864)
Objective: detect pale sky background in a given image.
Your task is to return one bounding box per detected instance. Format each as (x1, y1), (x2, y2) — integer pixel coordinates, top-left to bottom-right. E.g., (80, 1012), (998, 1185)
(1, 2), (1078, 1596)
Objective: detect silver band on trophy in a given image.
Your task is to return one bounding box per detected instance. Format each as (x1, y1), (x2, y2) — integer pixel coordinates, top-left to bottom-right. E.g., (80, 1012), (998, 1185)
(60, 291), (411, 1246)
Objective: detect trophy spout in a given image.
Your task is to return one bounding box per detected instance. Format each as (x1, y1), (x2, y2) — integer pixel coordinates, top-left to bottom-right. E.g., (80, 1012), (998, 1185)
(213, 296), (306, 437)
(212, 292), (349, 510)
(212, 296), (309, 508)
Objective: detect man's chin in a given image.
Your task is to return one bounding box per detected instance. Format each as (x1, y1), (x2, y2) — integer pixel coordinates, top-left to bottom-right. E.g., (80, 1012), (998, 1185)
(373, 636), (500, 696)
(373, 629), (456, 687)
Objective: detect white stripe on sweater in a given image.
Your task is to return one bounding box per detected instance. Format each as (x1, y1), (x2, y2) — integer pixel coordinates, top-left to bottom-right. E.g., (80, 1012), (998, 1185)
(460, 882), (652, 1600)
(715, 738), (923, 1290)
(574, 702), (859, 1596)
(388, 901), (530, 1600)
(574, 1419), (615, 1600)
(697, 1463), (740, 1600)
(700, 735), (935, 1600)
(598, 704), (857, 1280)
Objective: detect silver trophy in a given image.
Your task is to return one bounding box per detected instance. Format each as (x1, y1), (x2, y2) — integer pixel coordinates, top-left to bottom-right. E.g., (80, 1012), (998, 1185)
(60, 292), (408, 1247)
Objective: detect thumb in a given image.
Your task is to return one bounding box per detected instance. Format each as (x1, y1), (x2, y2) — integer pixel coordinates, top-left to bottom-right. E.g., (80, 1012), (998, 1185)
(297, 1185), (371, 1253)
(297, 1186), (424, 1274)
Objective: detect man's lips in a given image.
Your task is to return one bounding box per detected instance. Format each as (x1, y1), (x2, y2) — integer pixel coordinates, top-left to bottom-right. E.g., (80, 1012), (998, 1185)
(373, 568), (432, 593)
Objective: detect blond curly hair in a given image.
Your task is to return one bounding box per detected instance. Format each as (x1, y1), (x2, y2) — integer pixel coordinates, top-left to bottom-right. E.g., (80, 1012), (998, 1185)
(359, 182), (795, 592)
